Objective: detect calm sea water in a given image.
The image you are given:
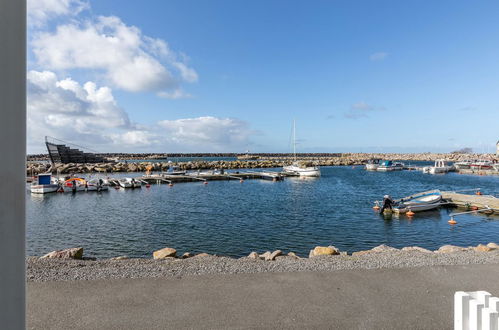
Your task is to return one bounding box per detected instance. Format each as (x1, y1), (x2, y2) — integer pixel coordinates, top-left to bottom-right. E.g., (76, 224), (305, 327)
(27, 165), (499, 258)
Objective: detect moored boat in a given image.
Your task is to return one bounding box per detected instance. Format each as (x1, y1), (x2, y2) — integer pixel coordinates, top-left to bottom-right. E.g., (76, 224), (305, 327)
(86, 178), (109, 191)
(365, 159), (381, 171)
(454, 160), (472, 170)
(377, 160), (404, 172)
(30, 173), (60, 194)
(118, 177), (142, 188)
(282, 120), (321, 177)
(470, 160), (493, 170)
(393, 190), (443, 213)
(61, 177), (87, 192)
(428, 159), (453, 174)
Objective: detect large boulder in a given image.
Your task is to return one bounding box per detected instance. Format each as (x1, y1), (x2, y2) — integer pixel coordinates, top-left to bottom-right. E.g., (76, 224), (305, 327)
(41, 247), (83, 259)
(247, 252), (259, 260)
(352, 244), (398, 256)
(475, 244), (494, 252)
(435, 245), (467, 253)
(401, 246), (432, 253)
(153, 247), (177, 259)
(287, 252), (300, 259)
(259, 251), (272, 260)
(309, 246), (339, 258)
(267, 250), (282, 261)
(487, 243), (499, 249)
(192, 253), (211, 258)
(370, 244), (399, 253)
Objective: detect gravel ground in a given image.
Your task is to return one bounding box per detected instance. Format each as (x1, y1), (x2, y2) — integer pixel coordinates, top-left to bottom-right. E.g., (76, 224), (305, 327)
(27, 250), (499, 282)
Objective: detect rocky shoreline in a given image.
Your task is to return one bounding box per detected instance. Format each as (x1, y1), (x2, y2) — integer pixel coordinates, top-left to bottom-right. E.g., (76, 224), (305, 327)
(28, 243), (499, 282)
(26, 152), (498, 175)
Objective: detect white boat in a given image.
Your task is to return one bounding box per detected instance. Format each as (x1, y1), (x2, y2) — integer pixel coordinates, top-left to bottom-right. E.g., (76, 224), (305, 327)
(118, 177), (142, 188)
(61, 177), (87, 192)
(393, 190), (443, 213)
(493, 163), (499, 172)
(30, 173), (59, 194)
(470, 160), (493, 170)
(454, 160), (472, 170)
(365, 159), (381, 171)
(282, 120), (321, 177)
(283, 164), (321, 177)
(86, 178), (109, 191)
(428, 159), (453, 174)
(377, 161), (404, 172)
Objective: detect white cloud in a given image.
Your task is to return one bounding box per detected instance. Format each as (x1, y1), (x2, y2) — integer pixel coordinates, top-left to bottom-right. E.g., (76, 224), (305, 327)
(27, 71), (254, 152)
(28, 0), (89, 27)
(351, 101), (373, 111)
(157, 116), (253, 151)
(369, 52), (388, 61)
(157, 89), (193, 100)
(344, 101), (384, 119)
(27, 70), (132, 150)
(31, 15), (197, 93)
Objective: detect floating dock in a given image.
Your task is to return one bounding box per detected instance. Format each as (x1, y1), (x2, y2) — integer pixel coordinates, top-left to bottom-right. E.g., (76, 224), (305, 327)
(131, 171), (295, 185)
(442, 191), (499, 211)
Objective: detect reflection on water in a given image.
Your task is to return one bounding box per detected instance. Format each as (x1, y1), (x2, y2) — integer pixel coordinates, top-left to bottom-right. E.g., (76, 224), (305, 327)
(27, 166), (499, 258)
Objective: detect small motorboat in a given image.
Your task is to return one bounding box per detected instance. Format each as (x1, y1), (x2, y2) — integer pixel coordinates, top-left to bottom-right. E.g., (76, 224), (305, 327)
(365, 159), (381, 171)
(61, 177), (87, 192)
(86, 178), (109, 192)
(426, 159), (453, 174)
(454, 160), (472, 170)
(392, 190), (443, 214)
(470, 160), (493, 170)
(377, 161), (404, 172)
(118, 177), (142, 188)
(30, 173), (60, 194)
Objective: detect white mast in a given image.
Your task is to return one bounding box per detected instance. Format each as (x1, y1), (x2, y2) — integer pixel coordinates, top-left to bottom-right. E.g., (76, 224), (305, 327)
(293, 119), (297, 161)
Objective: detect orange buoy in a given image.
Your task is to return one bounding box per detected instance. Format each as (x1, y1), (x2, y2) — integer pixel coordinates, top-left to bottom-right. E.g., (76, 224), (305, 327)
(406, 210), (415, 217)
(373, 205), (380, 210)
(476, 191), (482, 195)
(448, 218), (457, 225)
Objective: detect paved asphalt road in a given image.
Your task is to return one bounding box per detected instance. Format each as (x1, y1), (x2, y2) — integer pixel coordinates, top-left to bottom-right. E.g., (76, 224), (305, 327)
(28, 264), (499, 329)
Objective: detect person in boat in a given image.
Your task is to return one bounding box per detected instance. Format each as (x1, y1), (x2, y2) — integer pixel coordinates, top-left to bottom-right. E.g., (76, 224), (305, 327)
(379, 195), (394, 213)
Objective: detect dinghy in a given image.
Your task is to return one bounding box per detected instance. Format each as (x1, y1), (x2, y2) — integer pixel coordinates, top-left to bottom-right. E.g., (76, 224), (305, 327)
(118, 177), (142, 188)
(392, 190), (442, 214)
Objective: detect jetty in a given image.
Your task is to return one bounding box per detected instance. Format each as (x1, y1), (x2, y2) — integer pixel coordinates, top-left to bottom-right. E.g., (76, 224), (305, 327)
(442, 190), (499, 211)
(132, 171), (293, 185)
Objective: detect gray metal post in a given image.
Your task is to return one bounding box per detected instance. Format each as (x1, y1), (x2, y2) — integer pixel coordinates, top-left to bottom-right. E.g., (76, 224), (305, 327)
(0, 0), (26, 329)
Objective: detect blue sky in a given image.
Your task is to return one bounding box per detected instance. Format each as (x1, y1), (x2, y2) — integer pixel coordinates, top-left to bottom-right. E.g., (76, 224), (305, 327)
(27, 0), (499, 153)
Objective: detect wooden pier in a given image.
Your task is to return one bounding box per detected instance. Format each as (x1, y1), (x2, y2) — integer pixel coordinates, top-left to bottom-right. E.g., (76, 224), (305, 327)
(131, 171), (294, 185)
(442, 190), (499, 211)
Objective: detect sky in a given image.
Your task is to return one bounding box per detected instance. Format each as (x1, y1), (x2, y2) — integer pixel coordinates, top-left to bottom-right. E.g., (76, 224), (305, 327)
(27, 0), (499, 154)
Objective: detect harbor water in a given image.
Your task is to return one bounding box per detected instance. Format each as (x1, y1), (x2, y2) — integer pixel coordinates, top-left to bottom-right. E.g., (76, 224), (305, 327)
(27, 165), (499, 258)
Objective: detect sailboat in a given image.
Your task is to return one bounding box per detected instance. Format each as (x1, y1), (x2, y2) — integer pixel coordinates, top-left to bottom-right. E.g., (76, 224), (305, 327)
(282, 120), (321, 177)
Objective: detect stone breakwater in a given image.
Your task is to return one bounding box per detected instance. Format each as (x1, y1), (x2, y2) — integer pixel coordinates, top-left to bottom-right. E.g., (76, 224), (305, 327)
(28, 243), (499, 282)
(26, 152), (498, 175)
